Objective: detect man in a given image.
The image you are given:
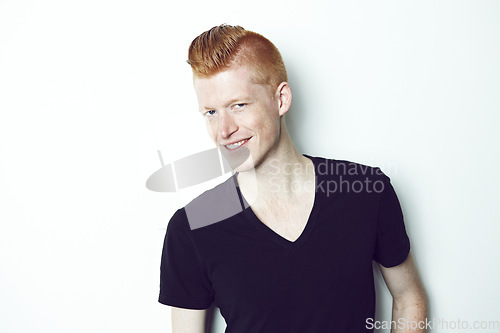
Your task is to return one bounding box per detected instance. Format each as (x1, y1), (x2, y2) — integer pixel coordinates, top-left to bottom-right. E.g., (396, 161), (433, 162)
(159, 24), (427, 332)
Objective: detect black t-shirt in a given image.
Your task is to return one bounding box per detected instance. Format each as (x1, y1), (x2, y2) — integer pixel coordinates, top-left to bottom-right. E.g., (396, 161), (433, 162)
(159, 155), (410, 332)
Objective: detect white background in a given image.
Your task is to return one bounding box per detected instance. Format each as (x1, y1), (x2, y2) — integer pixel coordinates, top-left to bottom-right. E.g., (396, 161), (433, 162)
(1, 1), (499, 332)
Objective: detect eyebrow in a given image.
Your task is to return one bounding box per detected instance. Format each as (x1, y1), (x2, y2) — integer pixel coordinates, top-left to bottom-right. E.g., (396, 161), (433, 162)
(199, 98), (248, 112)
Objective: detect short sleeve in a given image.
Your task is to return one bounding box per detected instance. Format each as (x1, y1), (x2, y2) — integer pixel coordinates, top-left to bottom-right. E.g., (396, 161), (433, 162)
(158, 208), (214, 309)
(373, 175), (411, 267)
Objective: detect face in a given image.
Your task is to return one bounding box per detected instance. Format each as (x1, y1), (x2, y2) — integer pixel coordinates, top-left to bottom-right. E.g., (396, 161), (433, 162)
(194, 65), (288, 173)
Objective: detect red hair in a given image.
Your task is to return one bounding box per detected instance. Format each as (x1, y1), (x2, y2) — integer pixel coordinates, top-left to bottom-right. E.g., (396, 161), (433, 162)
(187, 24), (288, 93)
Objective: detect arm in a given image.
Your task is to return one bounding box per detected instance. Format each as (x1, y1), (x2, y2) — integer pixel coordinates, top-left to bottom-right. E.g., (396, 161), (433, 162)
(378, 250), (428, 333)
(171, 307), (208, 333)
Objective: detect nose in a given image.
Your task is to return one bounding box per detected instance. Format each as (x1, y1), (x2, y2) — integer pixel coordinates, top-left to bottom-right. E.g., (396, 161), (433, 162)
(218, 110), (238, 140)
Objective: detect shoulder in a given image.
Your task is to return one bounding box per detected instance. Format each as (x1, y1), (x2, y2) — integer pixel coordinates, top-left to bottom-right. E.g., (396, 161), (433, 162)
(307, 154), (389, 182)
(304, 155), (395, 201)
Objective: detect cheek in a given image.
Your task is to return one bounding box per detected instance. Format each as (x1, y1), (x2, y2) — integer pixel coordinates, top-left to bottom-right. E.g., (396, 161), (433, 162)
(258, 116), (281, 142)
(205, 119), (217, 139)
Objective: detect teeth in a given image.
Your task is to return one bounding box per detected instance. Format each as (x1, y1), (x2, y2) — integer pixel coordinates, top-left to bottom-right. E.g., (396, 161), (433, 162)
(225, 139), (248, 149)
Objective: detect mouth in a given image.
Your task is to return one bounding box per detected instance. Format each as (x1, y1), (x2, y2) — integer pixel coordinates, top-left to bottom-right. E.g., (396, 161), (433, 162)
(223, 137), (251, 151)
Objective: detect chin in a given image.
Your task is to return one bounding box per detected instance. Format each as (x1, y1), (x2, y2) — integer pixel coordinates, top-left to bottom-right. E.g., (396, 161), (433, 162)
(220, 145), (256, 173)
(225, 156), (257, 174)
(232, 161), (256, 173)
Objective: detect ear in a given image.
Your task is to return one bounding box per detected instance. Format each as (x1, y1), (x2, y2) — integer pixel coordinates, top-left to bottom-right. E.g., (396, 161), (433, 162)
(275, 82), (292, 117)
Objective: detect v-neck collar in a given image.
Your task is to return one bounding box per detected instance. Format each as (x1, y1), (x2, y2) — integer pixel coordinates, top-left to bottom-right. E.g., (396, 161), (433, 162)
(232, 154), (322, 250)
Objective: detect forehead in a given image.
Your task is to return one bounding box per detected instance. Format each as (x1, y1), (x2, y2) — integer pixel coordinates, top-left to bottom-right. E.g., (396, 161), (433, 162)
(193, 65), (269, 107)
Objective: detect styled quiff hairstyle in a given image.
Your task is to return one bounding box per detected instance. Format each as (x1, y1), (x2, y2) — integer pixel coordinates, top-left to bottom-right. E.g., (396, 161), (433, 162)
(187, 24), (288, 93)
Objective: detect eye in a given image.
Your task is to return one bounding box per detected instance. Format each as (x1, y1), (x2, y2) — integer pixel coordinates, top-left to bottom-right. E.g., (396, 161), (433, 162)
(204, 110), (216, 116)
(234, 103), (246, 110)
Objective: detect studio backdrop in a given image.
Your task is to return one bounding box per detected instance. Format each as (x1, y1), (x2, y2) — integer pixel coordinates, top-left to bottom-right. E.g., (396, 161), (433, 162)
(0, 1), (499, 332)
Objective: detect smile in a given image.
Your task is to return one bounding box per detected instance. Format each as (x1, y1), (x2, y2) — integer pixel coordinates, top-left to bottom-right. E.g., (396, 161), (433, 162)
(224, 138), (250, 150)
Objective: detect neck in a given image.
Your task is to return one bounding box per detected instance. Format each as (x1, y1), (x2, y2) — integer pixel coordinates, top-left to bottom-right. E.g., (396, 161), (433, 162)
(236, 125), (315, 205)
